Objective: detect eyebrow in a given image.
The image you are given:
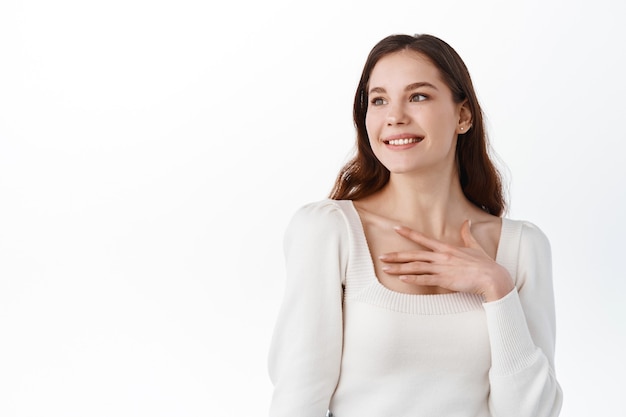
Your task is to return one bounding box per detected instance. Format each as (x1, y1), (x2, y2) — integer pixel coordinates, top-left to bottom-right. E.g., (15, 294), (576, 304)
(369, 82), (438, 95)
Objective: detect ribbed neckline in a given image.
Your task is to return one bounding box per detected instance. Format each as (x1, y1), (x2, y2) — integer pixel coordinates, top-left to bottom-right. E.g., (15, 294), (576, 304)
(333, 200), (521, 315)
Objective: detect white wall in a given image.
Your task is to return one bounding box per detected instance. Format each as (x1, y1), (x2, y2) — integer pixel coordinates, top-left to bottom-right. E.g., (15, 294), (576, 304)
(1, 0), (624, 415)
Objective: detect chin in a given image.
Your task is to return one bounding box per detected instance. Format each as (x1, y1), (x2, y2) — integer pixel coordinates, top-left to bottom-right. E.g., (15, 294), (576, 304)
(386, 166), (421, 175)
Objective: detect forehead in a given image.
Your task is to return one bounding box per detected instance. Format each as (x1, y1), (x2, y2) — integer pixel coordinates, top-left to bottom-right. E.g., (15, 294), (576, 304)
(368, 50), (443, 88)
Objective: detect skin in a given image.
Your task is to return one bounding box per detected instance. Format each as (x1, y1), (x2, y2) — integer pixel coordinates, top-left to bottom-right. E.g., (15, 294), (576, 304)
(353, 50), (513, 302)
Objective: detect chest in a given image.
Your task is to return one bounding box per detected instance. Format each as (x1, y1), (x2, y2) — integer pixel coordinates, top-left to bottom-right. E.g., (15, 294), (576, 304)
(362, 221), (461, 295)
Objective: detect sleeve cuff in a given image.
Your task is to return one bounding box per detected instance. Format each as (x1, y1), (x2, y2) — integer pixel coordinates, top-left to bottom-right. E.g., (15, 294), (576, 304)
(483, 288), (540, 375)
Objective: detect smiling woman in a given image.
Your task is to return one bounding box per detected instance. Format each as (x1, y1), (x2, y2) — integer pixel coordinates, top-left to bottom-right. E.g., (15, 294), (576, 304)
(268, 34), (563, 417)
(365, 51), (467, 184)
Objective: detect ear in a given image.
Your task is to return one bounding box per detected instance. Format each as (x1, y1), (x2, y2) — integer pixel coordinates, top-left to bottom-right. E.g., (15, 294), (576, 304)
(456, 100), (473, 134)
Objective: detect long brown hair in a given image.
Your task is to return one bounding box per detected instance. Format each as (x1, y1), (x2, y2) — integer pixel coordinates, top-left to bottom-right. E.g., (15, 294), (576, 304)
(329, 34), (505, 216)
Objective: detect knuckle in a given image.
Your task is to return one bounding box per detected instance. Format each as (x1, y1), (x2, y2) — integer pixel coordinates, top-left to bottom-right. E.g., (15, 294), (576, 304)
(439, 252), (453, 262)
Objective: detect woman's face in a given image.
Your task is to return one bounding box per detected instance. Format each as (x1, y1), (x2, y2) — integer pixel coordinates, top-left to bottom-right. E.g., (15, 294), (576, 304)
(365, 50), (470, 177)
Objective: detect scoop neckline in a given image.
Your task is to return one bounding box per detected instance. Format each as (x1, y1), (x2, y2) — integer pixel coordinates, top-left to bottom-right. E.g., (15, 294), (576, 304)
(345, 200), (508, 298)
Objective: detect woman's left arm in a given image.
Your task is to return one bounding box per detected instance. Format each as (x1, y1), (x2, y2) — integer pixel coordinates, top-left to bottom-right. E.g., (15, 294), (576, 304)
(482, 222), (563, 417)
(380, 221), (563, 417)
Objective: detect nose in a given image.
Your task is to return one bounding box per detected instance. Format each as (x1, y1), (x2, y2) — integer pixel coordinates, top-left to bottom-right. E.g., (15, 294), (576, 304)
(386, 102), (409, 125)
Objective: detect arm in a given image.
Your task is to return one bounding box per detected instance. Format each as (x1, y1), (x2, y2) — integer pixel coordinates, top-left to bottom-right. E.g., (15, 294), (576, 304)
(267, 201), (347, 417)
(484, 222), (563, 417)
(379, 220), (563, 416)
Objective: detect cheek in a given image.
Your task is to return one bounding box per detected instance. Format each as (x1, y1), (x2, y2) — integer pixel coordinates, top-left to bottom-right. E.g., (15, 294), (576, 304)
(364, 111), (378, 139)
(427, 107), (458, 135)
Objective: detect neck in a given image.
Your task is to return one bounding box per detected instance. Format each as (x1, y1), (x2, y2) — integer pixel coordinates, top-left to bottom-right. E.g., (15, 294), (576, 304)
(368, 168), (477, 239)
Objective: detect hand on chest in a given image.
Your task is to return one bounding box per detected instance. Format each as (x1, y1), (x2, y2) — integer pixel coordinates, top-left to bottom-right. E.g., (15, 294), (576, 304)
(363, 220), (463, 295)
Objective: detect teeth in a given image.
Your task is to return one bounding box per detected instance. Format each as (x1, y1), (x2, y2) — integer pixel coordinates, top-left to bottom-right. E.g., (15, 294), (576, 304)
(387, 138), (420, 145)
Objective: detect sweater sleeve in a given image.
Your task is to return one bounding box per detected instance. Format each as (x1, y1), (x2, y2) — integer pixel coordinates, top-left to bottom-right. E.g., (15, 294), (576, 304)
(268, 201), (348, 417)
(483, 221), (563, 417)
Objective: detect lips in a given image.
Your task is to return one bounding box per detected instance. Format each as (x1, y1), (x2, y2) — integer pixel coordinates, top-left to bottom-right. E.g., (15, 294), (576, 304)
(382, 134), (424, 146)
(385, 137), (422, 145)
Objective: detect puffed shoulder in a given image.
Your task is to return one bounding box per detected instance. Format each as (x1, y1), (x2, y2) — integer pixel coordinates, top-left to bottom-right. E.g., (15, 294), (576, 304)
(282, 199), (351, 286)
(283, 199), (350, 250)
(518, 221), (552, 260)
(511, 220), (553, 291)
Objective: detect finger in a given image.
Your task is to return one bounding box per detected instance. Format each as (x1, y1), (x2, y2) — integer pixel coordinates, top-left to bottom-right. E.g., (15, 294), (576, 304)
(398, 273), (440, 286)
(460, 219), (482, 250)
(378, 250), (439, 263)
(393, 226), (449, 252)
(382, 260), (436, 275)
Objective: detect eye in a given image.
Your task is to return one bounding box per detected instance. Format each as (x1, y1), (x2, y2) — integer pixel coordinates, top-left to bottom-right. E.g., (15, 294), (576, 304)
(410, 93), (428, 102)
(370, 97), (387, 106)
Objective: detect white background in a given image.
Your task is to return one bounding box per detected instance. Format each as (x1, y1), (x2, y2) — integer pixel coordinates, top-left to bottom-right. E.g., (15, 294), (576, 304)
(1, 0), (624, 415)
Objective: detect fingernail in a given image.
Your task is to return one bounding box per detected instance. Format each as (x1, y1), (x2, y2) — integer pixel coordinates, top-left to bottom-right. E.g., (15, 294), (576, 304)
(381, 265), (390, 271)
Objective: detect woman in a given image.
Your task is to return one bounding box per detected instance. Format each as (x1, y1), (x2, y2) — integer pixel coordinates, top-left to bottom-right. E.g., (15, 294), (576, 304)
(268, 34), (562, 417)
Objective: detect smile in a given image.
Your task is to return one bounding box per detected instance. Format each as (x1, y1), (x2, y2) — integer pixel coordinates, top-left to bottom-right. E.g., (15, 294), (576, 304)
(383, 137), (423, 145)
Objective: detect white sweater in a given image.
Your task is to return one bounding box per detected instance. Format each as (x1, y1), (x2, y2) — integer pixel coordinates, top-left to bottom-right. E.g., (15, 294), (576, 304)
(268, 199), (563, 417)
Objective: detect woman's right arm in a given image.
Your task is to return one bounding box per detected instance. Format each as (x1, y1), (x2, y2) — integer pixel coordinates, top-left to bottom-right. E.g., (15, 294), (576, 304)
(268, 201), (348, 417)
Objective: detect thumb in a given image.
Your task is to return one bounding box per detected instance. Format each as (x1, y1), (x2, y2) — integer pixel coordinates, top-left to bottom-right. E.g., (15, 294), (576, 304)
(461, 219), (482, 250)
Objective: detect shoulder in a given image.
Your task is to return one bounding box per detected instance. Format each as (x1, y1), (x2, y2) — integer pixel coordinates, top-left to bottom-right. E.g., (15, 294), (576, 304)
(503, 218), (551, 253)
(284, 199), (350, 246)
(287, 199), (348, 229)
(500, 218), (553, 286)
(289, 199), (346, 221)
